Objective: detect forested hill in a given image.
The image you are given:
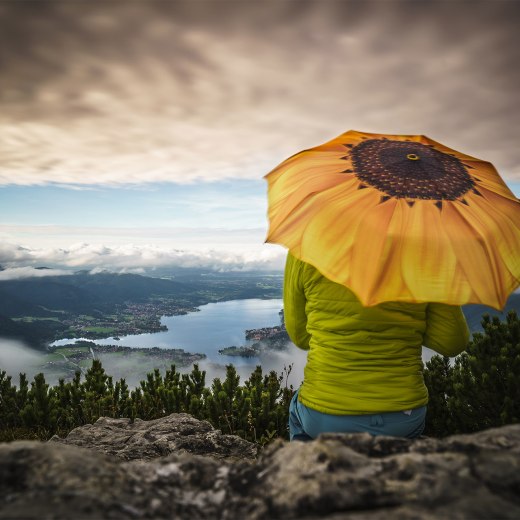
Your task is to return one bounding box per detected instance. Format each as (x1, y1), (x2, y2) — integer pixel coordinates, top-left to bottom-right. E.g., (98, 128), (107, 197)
(0, 272), (193, 316)
(0, 271), (282, 316)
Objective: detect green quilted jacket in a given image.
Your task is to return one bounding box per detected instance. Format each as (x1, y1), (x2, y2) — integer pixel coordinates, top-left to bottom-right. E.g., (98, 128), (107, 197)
(284, 252), (470, 414)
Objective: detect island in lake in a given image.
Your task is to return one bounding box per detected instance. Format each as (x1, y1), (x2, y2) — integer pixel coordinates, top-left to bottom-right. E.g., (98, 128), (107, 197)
(219, 319), (290, 357)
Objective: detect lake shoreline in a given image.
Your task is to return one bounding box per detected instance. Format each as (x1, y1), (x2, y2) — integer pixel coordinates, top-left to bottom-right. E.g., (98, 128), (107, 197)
(49, 298), (285, 364)
(42, 341), (207, 382)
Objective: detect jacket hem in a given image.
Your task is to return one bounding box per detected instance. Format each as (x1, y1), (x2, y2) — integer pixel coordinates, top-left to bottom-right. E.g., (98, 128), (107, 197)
(298, 393), (429, 416)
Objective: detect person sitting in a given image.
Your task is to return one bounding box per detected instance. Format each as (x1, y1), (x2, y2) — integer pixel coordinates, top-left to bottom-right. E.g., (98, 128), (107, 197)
(284, 252), (470, 441)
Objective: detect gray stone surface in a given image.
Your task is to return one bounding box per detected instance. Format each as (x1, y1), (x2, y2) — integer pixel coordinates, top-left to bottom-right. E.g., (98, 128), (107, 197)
(49, 412), (258, 461)
(1, 413), (519, 519)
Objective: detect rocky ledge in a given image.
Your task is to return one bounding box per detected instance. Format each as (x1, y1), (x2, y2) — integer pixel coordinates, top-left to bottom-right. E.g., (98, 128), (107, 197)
(1, 414), (519, 519)
(49, 413), (257, 462)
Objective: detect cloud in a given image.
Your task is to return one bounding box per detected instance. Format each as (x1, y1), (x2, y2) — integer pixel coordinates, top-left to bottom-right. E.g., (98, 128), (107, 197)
(0, 0), (518, 187)
(0, 243), (34, 264)
(89, 266), (146, 276)
(0, 241), (286, 273)
(0, 266), (73, 281)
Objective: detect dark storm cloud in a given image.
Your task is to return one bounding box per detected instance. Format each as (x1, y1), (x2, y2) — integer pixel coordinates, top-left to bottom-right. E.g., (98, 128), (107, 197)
(0, 0), (518, 185)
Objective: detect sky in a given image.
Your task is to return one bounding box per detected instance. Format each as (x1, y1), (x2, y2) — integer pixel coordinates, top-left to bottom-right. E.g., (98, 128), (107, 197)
(0, 0), (519, 277)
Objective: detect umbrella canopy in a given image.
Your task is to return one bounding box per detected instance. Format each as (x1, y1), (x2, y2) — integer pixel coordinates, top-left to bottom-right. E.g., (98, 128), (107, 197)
(265, 130), (520, 310)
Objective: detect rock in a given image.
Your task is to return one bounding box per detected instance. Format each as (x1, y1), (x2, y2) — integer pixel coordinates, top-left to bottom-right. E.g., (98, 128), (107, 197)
(234, 427), (520, 519)
(0, 441), (229, 520)
(49, 412), (258, 461)
(1, 415), (519, 519)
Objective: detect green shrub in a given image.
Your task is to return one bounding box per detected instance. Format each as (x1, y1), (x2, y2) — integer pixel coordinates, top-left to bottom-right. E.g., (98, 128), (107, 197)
(424, 310), (519, 436)
(0, 359), (294, 445)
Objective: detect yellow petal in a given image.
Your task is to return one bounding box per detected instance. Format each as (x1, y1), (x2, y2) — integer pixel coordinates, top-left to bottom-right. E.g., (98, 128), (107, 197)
(455, 191), (520, 305)
(348, 198), (399, 304)
(468, 164), (519, 202)
(301, 184), (380, 263)
(399, 201), (459, 303)
(442, 202), (503, 309)
(266, 175), (359, 243)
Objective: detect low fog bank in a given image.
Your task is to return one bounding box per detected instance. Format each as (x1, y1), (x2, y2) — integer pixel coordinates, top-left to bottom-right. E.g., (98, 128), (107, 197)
(0, 338), (438, 393)
(0, 336), (307, 390)
(93, 342), (308, 390)
(0, 337), (46, 382)
(198, 342), (308, 390)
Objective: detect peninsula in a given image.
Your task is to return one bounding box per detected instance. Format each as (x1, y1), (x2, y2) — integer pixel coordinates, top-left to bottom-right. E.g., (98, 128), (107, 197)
(219, 324), (290, 357)
(42, 341), (206, 383)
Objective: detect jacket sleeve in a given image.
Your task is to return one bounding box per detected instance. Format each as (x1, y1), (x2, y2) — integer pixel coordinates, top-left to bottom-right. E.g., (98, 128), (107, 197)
(423, 303), (470, 357)
(283, 252), (311, 350)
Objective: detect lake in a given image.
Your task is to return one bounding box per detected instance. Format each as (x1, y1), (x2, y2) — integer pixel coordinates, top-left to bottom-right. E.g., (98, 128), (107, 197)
(52, 298), (286, 366)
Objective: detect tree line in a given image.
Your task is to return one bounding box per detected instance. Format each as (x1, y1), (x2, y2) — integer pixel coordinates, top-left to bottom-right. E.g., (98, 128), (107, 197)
(0, 360), (294, 445)
(1, 311), (518, 444)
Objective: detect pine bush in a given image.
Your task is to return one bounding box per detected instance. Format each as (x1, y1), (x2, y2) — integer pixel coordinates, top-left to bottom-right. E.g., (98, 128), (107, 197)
(0, 360), (294, 445)
(424, 310), (520, 436)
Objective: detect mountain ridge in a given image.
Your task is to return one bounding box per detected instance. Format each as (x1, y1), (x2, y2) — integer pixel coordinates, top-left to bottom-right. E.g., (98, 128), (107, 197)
(0, 271), (283, 348)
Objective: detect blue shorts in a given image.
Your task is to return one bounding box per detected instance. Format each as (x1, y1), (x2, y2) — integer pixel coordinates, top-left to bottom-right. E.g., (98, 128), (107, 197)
(289, 390), (426, 441)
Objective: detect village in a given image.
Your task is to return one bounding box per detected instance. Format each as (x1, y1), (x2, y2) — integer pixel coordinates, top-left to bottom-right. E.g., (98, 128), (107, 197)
(58, 300), (199, 340)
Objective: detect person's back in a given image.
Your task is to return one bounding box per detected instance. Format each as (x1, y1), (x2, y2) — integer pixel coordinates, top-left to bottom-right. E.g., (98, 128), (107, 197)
(284, 252), (470, 440)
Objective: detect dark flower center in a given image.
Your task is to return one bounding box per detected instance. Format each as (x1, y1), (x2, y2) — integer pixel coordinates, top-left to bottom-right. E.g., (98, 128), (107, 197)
(350, 139), (474, 200)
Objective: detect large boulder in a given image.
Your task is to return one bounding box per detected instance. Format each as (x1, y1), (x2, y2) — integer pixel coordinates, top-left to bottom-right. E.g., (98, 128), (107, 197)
(49, 412), (258, 461)
(0, 440), (228, 519)
(233, 427), (520, 519)
(1, 413), (519, 519)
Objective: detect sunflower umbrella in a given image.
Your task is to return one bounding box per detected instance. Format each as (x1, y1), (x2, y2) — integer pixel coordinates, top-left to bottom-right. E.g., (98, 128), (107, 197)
(265, 130), (520, 310)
